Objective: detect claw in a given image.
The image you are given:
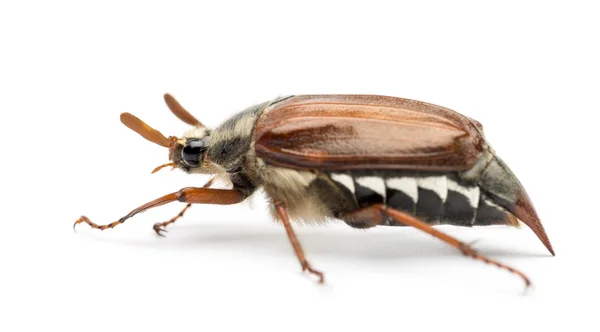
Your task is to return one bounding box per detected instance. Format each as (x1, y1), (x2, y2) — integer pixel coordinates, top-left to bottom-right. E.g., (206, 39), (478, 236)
(153, 224), (168, 237)
(73, 215), (90, 232)
(459, 243), (531, 289)
(302, 263), (325, 284)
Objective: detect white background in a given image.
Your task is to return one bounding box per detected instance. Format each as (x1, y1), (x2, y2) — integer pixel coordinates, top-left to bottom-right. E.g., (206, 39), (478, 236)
(1, 1), (598, 331)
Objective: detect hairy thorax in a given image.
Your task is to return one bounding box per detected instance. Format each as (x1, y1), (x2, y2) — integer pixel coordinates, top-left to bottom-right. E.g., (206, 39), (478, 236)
(259, 164), (335, 225)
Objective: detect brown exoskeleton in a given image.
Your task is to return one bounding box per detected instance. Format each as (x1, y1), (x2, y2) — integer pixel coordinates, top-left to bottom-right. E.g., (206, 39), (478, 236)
(74, 94), (554, 287)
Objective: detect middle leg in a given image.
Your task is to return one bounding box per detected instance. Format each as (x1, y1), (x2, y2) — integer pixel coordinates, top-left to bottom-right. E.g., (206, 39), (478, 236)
(152, 176), (215, 235)
(274, 201), (324, 283)
(152, 203), (192, 236)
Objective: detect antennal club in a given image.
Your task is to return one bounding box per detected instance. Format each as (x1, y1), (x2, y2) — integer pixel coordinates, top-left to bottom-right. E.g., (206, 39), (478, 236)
(164, 93), (204, 127)
(120, 112), (174, 148)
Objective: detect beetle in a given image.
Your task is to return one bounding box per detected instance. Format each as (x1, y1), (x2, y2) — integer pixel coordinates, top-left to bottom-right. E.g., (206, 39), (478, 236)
(74, 94), (554, 287)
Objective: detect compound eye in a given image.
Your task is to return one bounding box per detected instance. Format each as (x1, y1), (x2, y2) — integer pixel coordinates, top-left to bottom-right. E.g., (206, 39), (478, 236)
(181, 139), (205, 168)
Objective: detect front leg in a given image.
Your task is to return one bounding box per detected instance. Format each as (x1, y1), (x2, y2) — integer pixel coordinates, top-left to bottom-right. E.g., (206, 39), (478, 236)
(73, 186), (243, 231)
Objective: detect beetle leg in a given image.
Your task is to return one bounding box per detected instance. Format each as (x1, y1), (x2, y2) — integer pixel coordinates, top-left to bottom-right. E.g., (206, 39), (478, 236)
(274, 201), (325, 284)
(73, 216), (122, 231)
(151, 177), (216, 236)
(342, 204), (531, 288)
(74, 180), (240, 232)
(152, 203), (192, 236)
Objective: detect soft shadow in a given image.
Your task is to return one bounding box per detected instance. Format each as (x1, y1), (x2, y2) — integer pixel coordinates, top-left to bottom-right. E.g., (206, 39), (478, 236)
(76, 222), (550, 263)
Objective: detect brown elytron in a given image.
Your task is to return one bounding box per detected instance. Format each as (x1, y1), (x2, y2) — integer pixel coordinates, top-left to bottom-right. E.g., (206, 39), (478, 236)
(256, 95), (486, 171)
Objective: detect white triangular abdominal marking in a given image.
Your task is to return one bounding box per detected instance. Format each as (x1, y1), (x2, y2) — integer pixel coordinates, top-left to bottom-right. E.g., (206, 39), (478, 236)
(417, 176), (448, 203)
(447, 178), (480, 209)
(385, 177), (418, 203)
(355, 176), (386, 201)
(330, 173), (355, 194)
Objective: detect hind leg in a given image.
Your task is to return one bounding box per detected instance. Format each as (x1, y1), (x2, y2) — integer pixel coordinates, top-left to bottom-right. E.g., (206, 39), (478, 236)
(341, 204), (531, 288)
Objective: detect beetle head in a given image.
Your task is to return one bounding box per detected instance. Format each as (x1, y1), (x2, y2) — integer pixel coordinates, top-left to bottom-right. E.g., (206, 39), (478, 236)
(169, 126), (217, 174)
(120, 93), (221, 175)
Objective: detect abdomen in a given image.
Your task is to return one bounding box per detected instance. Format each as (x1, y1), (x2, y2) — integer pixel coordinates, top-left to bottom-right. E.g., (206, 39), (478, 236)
(325, 169), (517, 227)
